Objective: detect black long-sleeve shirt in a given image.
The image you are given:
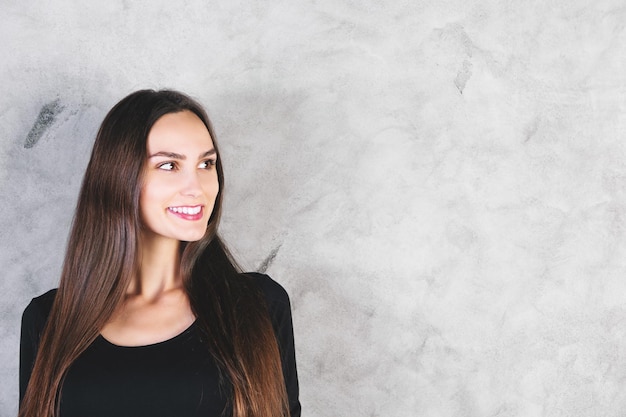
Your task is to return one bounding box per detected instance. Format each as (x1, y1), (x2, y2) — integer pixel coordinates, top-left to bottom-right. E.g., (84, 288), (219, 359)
(20, 273), (301, 417)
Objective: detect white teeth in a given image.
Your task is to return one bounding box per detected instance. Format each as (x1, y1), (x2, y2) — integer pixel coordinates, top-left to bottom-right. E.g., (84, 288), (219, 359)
(169, 206), (201, 215)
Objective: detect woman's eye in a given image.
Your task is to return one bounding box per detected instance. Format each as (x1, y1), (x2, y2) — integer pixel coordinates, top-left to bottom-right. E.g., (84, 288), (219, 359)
(157, 162), (176, 171)
(199, 159), (217, 169)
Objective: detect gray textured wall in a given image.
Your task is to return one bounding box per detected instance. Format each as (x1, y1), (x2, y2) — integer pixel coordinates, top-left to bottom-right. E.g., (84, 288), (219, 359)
(2, 1), (626, 416)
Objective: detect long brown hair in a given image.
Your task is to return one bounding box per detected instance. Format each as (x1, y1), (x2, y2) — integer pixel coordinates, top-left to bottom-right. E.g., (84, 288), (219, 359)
(19, 90), (289, 417)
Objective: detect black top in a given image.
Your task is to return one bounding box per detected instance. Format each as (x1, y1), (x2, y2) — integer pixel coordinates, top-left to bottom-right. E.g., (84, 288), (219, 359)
(19, 273), (301, 417)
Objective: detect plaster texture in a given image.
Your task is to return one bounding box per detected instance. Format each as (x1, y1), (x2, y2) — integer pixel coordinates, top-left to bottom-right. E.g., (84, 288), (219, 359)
(2, 1), (626, 416)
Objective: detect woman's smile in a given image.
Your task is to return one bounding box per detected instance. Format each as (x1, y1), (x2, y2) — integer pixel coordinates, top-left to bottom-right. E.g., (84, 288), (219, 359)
(167, 205), (204, 220)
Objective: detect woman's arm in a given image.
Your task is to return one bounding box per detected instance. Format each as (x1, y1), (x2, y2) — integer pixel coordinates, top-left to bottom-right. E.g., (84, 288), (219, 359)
(19, 289), (56, 404)
(248, 273), (301, 417)
(271, 285), (301, 417)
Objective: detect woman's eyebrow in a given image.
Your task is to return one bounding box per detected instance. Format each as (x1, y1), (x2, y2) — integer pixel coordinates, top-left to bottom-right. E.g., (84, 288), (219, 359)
(149, 149), (216, 159)
(201, 149), (217, 158)
(149, 151), (185, 159)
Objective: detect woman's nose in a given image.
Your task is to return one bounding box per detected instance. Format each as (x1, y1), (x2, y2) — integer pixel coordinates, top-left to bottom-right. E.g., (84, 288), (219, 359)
(181, 170), (203, 197)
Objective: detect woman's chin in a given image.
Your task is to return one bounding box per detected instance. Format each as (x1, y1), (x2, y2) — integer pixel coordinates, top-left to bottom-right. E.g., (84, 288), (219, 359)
(178, 230), (208, 243)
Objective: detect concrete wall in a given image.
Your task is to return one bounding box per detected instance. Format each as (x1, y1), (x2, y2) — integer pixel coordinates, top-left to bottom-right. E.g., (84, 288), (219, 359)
(2, 1), (626, 416)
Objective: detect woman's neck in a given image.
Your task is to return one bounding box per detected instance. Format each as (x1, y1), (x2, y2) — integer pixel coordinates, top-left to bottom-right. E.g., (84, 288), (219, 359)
(101, 234), (194, 346)
(129, 234), (182, 300)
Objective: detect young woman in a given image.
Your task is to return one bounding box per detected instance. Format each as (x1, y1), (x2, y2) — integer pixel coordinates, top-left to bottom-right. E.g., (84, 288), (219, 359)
(19, 90), (300, 417)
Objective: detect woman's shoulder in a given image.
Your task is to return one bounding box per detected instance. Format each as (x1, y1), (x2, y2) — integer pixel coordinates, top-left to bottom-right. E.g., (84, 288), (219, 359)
(242, 273), (296, 345)
(242, 272), (291, 307)
(23, 288), (58, 322)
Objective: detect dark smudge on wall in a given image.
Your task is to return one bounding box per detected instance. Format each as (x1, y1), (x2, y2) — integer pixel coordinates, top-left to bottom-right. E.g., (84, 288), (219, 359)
(258, 244), (282, 274)
(24, 99), (64, 149)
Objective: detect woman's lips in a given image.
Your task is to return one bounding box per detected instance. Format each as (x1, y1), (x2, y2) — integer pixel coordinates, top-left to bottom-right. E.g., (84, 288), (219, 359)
(167, 205), (203, 221)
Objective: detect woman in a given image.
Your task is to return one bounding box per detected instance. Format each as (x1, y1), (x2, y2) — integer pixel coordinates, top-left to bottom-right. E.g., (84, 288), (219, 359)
(19, 90), (300, 417)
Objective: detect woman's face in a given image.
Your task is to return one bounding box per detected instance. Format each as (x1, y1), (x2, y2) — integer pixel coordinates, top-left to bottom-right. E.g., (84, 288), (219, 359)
(140, 110), (219, 244)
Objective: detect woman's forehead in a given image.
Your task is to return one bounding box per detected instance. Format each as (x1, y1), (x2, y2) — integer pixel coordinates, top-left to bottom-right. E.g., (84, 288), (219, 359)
(147, 111), (214, 153)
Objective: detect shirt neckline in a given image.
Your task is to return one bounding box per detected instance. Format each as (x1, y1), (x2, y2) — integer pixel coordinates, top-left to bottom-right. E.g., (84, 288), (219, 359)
(96, 320), (198, 349)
